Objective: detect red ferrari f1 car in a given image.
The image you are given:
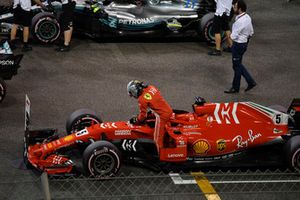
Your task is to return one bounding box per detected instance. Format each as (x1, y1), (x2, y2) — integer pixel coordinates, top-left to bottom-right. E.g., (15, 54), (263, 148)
(24, 96), (300, 177)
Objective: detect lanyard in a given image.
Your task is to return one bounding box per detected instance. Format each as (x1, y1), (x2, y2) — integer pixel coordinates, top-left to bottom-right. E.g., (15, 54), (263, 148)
(235, 12), (246, 22)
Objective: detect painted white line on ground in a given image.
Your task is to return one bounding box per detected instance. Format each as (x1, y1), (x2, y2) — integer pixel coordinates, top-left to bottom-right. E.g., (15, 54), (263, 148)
(169, 173), (196, 184)
(169, 173), (300, 184)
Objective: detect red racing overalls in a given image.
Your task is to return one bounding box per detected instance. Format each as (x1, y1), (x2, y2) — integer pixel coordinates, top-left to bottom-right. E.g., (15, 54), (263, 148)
(137, 85), (173, 152)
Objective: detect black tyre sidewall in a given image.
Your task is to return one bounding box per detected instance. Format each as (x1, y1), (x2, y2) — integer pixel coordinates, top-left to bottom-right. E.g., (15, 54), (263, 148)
(203, 19), (215, 45)
(200, 13), (226, 45)
(83, 141), (121, 177)
(285, 135), (300, 172)
(66, 109), (102, 135)
(31, 12), (60, 44)
(0, 78), (7, 103)
(291, 148), (300, 172)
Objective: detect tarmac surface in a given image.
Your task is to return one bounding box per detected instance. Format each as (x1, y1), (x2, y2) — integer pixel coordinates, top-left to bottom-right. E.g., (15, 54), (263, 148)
(1, 0), (300, 199)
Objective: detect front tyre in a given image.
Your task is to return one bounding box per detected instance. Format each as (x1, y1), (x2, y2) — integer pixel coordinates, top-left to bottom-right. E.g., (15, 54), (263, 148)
(285, 135), (300, 172)
(31, 12), (60, 44)
(83, 141), (121, 177)
(66, 109), (102, 135)
(0, 78), (7, 103)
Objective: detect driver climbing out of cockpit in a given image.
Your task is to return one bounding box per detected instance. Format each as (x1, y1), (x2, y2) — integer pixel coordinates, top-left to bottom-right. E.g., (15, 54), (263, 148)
(127, 80), (173, 152)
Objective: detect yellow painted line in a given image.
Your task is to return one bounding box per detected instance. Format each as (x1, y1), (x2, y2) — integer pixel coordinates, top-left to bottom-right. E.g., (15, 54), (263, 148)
(191, 172), (221, 200)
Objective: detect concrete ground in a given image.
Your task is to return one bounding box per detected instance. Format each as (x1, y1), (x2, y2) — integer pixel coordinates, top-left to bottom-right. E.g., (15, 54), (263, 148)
(0, 0), (300, 199)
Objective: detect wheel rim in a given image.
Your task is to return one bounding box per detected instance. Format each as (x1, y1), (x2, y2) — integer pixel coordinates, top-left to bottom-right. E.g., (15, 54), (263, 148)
(93, 153), (115, 175)
(293, 149), (300, 171)
(37, 20), (58, 40)
(207, 23), (214, 42)
(71, 116), (100, 133)
(207, 22), (226, 44)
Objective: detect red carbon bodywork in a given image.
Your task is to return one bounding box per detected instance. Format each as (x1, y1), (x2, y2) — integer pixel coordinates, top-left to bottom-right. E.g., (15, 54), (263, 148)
(27, 101), (290, 174)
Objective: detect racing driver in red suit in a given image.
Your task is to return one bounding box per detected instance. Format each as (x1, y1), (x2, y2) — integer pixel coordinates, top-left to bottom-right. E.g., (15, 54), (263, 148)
(127, 80), (173, 152)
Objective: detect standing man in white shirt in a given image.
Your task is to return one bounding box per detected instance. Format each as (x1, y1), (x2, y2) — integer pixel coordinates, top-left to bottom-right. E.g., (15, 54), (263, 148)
(224, 0), (256, 93)
(208, 0), (233, 56)
(10, 0), (43, 52)
(56, 0), (76, 52)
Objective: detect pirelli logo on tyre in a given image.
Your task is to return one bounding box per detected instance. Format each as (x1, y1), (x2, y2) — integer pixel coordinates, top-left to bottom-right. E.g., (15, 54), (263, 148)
(217, 139), (226, 151)
(193, 139), (210, 155)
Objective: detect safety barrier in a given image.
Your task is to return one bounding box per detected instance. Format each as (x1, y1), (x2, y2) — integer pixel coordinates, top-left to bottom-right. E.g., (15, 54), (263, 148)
(1, 169), (300, 200)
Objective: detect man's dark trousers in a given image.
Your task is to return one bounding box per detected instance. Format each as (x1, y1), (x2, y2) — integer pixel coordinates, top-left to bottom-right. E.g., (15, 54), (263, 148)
(231, 42), (255, 91)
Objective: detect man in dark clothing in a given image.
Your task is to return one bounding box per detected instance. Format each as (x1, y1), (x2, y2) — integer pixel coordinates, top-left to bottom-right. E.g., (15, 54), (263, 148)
(208, 0), (233, 56)
(224, 0), (256, 93)
(56, 0), (76, 52)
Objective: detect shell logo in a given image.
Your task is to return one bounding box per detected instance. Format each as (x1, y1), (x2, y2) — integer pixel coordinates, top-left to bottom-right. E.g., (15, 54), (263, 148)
(193, 140), (210, 154)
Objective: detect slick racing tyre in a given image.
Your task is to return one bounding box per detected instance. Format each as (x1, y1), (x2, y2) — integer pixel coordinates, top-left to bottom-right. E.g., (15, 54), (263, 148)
(66, 109), (102, 135)
(0, 78), (7, 103)
(31, 12), (60, 44)
(285, 135), (300, 172)
(199, 12), (226, 45)
(83, 141), (121, 177)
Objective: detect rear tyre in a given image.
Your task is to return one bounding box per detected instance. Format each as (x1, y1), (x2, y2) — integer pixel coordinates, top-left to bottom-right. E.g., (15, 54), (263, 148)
(83, 141), (121, 177)
(31, 12), (60, 44)
(199, 12), (226, 45)
(285, 135), (300, 172)
(0, 78), (7, 103)
(66, 109), (102, 135)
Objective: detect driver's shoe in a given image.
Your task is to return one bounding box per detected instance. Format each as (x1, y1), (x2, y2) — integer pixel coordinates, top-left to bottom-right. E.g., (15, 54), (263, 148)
(22, 43), (32, 52)
(56, 45), (70, 52)
(208, 49), (221, 56)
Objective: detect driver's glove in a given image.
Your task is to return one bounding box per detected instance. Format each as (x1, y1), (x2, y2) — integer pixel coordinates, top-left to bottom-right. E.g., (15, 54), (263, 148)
(129, 116), (138, 124)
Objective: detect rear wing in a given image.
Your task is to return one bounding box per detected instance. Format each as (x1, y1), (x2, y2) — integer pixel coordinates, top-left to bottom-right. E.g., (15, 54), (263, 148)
(24, 95), (57, 147)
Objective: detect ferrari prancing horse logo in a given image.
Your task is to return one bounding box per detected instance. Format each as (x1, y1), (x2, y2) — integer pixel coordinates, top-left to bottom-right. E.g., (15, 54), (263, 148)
(144, 93), (152, 100)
